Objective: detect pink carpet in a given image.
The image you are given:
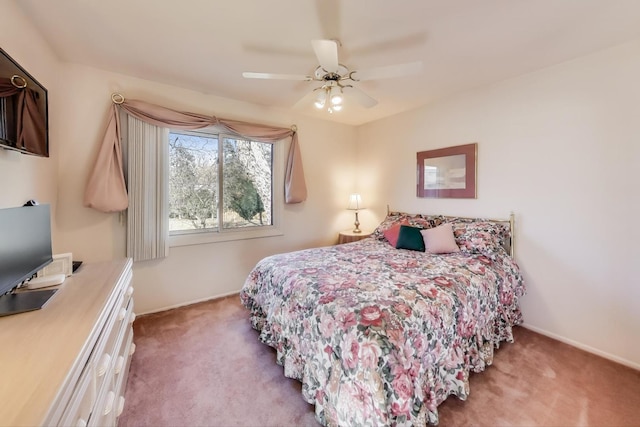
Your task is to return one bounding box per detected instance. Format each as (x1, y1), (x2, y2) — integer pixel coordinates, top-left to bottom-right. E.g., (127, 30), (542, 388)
(119, 295), (640, 426)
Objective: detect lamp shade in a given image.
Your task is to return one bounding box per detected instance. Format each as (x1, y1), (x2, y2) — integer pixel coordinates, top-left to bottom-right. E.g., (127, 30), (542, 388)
(347, 194), (363, 210)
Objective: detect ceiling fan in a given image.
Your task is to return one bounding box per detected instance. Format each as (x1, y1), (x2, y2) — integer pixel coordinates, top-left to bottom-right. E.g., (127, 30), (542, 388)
(242, 39), (423, 113)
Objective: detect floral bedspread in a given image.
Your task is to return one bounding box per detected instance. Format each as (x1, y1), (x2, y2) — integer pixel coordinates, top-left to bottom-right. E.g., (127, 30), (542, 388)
(240, 237), (525, 426)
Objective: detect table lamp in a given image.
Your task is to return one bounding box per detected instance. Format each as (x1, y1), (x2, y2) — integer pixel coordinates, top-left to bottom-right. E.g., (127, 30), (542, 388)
(347, 194), (363, 233)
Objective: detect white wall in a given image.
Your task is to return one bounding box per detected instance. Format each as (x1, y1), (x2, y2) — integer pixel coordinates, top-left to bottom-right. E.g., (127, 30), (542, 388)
(1, 3), (358, 315)
(357, 40), (640, 368)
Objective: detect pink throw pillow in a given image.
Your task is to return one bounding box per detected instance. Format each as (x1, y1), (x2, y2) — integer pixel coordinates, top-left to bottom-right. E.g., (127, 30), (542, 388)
(383, 221), (409, 247)
(420, 223), (460, 254)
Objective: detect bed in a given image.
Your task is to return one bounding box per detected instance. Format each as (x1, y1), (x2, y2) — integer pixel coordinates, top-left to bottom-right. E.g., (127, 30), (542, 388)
(240, 211), (526, 426)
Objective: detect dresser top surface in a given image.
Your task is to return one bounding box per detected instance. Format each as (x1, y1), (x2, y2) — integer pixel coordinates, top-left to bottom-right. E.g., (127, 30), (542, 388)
(0, 258), (132, 426)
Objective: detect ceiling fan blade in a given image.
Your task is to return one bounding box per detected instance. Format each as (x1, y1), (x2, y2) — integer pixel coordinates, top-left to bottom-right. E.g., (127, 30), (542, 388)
(242, 72), (312, 81)
(345, 86), (378, 108)
(311, 39), (339, 73)
(350, 33), (427, 56)
(351, 61), (423, 81)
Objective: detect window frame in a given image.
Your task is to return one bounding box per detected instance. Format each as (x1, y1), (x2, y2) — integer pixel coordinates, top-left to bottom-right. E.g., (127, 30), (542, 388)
(167, 128), (283, 247)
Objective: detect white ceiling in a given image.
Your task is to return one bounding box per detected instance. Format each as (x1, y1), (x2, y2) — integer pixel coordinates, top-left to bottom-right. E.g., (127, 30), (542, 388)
(15, 0), (640, 126)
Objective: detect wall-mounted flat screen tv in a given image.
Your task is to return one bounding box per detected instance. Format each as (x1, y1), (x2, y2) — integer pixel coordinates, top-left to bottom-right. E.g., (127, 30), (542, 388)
(0, 47), (49, 157)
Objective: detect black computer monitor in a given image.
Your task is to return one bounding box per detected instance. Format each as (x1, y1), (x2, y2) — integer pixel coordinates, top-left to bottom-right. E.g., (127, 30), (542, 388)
(0, 204), (56, 316)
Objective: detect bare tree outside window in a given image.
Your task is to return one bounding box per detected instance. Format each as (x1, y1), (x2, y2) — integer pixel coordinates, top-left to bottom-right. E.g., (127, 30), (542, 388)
(168, 131), (273, 235)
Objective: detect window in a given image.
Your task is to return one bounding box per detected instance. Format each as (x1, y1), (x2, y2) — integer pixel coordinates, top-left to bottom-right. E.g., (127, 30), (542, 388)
(168, 129), (282, 246)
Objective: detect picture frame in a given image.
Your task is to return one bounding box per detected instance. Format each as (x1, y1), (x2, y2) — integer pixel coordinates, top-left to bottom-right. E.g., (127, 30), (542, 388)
(417, 143), (477, 198)
(38, 252), (73, 277)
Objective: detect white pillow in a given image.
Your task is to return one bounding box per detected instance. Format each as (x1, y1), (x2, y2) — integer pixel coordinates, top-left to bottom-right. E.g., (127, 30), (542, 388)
(420, 223), (460, 254)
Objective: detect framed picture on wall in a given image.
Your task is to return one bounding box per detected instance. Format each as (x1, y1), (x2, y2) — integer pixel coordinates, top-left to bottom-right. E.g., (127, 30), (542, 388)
(417, 143), (477, 198)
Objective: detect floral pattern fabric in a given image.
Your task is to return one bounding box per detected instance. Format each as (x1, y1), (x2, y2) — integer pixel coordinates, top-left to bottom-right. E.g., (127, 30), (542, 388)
(240, 236), (525, 426)
(371, 212), (446, 241)
(449, 220), (511, 259)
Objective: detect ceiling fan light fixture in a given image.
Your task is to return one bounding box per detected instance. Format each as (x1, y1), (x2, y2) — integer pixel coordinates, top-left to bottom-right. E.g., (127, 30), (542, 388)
(314, 89), (327, 109)
(330, 86), (343, 105)
(243, 38), (420, 116)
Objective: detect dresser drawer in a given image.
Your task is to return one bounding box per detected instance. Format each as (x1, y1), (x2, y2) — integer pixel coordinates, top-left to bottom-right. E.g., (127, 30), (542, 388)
(59, 365), (95, 427)
(91, 326), (134, 427)
(92, 274), (133, 398)
(90, 381), (117, 427)
(114, 326), (135, 421)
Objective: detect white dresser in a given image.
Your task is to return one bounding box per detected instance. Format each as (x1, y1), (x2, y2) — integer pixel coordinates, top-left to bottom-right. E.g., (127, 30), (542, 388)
(0, 258), (135, 426)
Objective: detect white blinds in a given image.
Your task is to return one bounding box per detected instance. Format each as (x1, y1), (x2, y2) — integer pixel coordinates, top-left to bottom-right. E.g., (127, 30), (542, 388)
(126, 115), (169, 261)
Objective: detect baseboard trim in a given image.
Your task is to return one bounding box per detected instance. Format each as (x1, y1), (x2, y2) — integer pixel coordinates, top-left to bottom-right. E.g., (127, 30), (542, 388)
(521, 323), (640, 371)
(137, 290), (241, 316)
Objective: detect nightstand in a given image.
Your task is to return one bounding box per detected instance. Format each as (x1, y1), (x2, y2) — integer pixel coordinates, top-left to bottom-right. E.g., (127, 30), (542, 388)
(338, 230), (372, 244)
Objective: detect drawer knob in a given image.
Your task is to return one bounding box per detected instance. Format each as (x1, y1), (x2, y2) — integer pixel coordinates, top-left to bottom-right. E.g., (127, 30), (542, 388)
(117, 396), (126, 416)
(103, 391), (115, 416)
(128, 312), (136, 324)
(97, 353), (112, 377)
(126, 286), (134, 297)
(114, 355), (125, 374)
(118, 307), (127, 321)
(129, 343), (136, 356)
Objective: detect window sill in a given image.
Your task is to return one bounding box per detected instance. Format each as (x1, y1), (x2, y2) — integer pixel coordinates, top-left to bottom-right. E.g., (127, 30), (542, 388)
(168, 226), (283, 248)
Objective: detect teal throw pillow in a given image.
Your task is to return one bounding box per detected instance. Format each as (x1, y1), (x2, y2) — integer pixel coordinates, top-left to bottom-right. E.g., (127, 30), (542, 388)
(395, 225), (425, 252)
